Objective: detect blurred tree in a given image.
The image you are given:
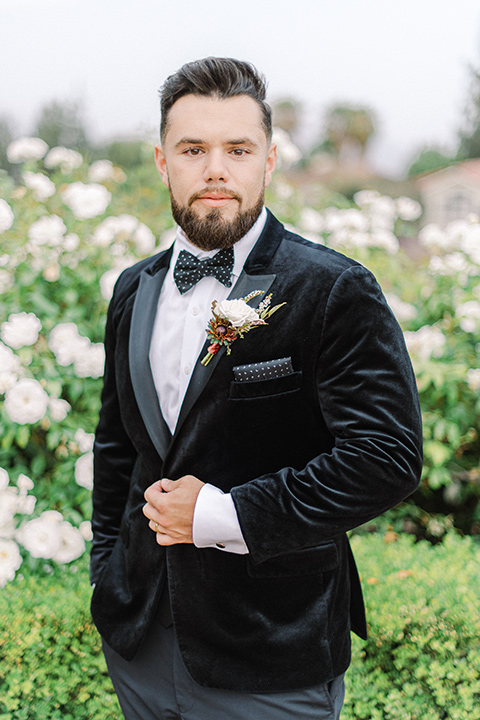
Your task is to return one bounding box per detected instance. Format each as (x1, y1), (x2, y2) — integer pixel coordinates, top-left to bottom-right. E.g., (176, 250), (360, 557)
(320, 104), (376, 165)
(407, 147), (455, 177)
(272, 98), (301, 136)
(0, 115), (15, 174)
(33, 99), (91, 151)
(458, 65), (480, 159)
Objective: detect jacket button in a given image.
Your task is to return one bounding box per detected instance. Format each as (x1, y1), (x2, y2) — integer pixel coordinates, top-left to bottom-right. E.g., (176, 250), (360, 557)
(216, 542), (226, 549)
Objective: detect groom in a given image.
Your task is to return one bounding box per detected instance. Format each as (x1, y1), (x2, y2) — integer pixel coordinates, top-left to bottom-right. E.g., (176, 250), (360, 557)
(91, 57), (423, 719)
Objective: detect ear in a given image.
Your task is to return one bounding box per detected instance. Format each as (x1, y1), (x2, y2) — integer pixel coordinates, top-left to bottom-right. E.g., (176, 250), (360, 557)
(264, 143), (277, 188)
(154, 145), (169, 188)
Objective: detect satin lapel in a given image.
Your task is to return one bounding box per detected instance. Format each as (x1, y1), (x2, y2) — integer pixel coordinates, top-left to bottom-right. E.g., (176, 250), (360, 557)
(129, 267), (172, 460)
(173, 270), (276, 440)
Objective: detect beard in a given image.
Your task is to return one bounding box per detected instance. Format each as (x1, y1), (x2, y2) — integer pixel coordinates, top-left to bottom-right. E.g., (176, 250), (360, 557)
(169, 188), (265, 251)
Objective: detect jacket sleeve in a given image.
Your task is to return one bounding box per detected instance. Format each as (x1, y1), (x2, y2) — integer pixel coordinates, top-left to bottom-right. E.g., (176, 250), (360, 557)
(231, 265), (423, 565)
(90, 282), (137, 585)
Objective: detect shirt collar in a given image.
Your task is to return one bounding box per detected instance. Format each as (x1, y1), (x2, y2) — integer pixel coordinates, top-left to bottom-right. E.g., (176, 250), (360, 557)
(171, 206), (267, 279)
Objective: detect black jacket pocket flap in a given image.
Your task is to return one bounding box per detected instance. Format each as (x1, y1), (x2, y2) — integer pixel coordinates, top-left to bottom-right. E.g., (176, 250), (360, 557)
(247, 541), (339, 577)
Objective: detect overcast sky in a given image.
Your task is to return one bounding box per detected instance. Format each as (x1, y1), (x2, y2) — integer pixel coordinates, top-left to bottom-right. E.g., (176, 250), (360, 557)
(2, 0), (480, 177)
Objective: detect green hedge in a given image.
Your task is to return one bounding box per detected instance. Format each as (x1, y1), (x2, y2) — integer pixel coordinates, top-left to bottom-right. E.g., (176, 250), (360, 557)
(1, 533), (479, 719)
(344, 533), (480, 720)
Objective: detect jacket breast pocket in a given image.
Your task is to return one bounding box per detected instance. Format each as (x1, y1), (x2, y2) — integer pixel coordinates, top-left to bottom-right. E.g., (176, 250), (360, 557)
(246, 541), (339, 578)
(229, 371), (302, 399)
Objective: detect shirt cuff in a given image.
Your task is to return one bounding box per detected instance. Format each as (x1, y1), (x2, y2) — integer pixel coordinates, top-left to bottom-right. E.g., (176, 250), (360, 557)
(193, 483), (248, 554)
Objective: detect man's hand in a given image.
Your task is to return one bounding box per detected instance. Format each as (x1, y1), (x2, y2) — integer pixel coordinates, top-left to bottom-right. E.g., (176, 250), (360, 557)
(143, 475), (205, 546)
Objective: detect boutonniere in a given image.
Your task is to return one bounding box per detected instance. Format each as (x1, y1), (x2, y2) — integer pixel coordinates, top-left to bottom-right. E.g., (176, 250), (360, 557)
(201, 291), (286, 366)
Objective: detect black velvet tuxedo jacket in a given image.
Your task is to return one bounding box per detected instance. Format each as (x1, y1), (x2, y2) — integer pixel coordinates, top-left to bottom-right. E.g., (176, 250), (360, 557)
(91, 210), (423, 692)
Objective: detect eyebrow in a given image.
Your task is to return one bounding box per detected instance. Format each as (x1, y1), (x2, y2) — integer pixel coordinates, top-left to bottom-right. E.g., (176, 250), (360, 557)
(174, 137), (260, 149)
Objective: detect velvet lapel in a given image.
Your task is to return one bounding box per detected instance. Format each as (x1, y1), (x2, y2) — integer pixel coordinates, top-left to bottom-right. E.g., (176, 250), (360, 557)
(129, 264), (172, 461)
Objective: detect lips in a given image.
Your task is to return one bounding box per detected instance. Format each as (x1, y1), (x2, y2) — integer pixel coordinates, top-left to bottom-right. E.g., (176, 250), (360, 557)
(190, 189), (240, 208)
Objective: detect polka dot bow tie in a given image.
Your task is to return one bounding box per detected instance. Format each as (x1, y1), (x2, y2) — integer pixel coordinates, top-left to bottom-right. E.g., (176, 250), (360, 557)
(173, 247), (234, 294)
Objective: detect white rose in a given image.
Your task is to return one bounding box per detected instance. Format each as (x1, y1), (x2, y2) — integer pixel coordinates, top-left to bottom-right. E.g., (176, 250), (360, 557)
(0, 539), (23, 587)
(88, 160), (115, 182)
(28, 214), (66, 246)
(23, 171), (55, 202)
(7, 137), (48, 163)
(51, 522), (85, 563)
(1, 311), (42, 349)
(4, 378), (49, 425)
(0, 199), (14, 233)
(74, 428), (95, 453)
(49, 397), (71, 422)
(44, 147), (83, 173)
(17, 516), (62, 559)
(62, 182), (111, 220)
(75, 452), (94, 490)
(214, 299), (260, 328)
(17, 473), (34, 492)
(73, 342), (105, 379)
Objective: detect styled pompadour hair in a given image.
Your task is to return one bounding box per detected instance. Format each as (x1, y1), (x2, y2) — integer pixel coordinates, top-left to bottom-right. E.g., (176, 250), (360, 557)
(159, 57), (272, 142)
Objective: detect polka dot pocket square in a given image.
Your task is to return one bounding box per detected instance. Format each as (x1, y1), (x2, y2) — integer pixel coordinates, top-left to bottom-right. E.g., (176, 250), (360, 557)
(233, 357), (294, 382)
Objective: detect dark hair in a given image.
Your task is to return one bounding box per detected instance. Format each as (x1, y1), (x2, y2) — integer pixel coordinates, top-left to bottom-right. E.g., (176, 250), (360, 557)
(159, 57), (272, 142)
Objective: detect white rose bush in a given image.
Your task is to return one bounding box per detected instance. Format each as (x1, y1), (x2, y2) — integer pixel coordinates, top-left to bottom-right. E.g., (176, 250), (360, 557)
(0, 138), (172, 584)
(1, 134), (479, 588)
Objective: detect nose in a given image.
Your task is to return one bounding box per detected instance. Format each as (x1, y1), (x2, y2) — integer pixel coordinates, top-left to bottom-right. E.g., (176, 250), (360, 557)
(203, 149), (229, 184)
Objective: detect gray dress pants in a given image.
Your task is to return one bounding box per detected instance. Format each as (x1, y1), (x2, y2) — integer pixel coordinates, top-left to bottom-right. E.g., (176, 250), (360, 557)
(102, 615), (345, 720)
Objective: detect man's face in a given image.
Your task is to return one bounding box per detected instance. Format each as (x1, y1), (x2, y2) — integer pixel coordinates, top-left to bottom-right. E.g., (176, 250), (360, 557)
(155, 94), (276, 250)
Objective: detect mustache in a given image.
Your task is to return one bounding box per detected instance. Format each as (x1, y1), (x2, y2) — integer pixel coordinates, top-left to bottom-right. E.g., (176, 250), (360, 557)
(188, 187), (242, 205)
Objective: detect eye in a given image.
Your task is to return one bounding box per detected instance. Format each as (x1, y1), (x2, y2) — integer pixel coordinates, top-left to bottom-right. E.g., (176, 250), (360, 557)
(183, 147), (203, 156)
(230, 148), (249, 157)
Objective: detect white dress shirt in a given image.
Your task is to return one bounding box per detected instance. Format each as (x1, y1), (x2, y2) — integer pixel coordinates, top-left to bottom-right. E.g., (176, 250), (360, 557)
(149, 207), (268, 554)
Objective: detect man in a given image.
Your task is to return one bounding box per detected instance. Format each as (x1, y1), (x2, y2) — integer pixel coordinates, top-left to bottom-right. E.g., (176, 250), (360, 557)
(91, 57), (423, 720)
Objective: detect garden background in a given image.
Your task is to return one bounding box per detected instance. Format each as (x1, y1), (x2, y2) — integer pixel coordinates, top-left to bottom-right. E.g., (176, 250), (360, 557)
(1, 1), (480, 718)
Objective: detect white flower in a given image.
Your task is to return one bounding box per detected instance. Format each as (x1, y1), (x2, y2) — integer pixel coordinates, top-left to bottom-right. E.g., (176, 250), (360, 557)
(272, 128), (302, 167)
(300, 208), (324, 234)
(214, 299), (260, 328)
(62, 182), (111, 220)
(0, 488), (18, 530)
(466, 368), (480, 392)
(17, 494), (36, 515)
(395, 197), (422, 222)
(48, 323), (90, 366)
(49, 397), (70, 422)
(7, 137), (48, 163)
(64, 233), (80, 251)
(418, 224), (454, 253)
(0, 341), (21, 378)
(1, 312), (42, 349)
(74, 428), (95, 453)
(17, 473), (34, 492)
(0, 468), (9, 491)
(79, 520), (93, 541)
(404, 325), (446, 361)
(0, 269), (14, 293)
(456, 300), (480, 333)
(41, 510), (63, 523)
(88, 159), (115, 182)
(51, 522), (85, 563)
(73, 342), (105, 379)
(0, 539), (22, 587)
(134, 223), (156, 254)
(28, 214), (66, 247)
(44, 147), (83, 173)
(385, 294), (417, 323)
(100, 266), (124, 301)
(18, 515), (62, 559)
(75, 452), (93, 491)
(0, 199), (14, 233)
(4, 378), (49, 425)
(23, 171), (55, 202)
